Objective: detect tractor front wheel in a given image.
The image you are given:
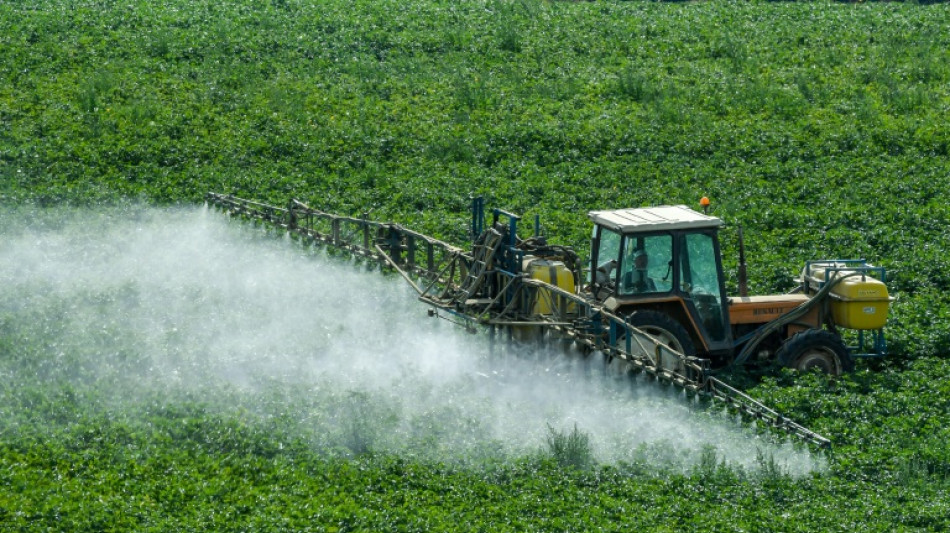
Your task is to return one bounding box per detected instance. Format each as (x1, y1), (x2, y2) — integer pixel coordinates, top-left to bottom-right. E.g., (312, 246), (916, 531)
(776, 329), (854, 376)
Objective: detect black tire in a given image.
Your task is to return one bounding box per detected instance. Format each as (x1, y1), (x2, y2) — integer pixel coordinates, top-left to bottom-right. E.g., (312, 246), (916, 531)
(776, 329), (854, 376)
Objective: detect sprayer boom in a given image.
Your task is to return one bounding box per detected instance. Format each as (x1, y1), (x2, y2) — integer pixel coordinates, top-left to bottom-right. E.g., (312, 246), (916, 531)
(206, 193), (832, 449)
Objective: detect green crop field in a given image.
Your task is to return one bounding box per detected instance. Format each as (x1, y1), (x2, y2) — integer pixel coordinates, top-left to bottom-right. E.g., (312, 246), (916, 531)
(3, 0), (950, 530)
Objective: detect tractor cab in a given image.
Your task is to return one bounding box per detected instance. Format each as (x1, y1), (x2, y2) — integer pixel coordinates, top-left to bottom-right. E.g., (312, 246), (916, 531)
(587, 205), (733, 359)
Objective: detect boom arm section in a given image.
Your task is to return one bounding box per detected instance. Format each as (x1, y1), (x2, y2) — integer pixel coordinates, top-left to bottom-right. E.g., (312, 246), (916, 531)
(206, 193), (831, 449)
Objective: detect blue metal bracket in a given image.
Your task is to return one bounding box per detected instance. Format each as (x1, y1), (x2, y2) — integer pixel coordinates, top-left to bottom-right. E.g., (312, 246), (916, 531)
(471, 197), (485, 241)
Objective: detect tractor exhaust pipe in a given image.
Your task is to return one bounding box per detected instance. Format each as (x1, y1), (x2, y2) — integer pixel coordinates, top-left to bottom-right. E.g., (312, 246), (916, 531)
(738, 225), (749, 298)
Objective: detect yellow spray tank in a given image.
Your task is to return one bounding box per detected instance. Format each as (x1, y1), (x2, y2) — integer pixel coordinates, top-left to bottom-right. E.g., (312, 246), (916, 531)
(523, 256), (577, 316)
(510, 256), (577, 342)
(801, 261), (893, 330)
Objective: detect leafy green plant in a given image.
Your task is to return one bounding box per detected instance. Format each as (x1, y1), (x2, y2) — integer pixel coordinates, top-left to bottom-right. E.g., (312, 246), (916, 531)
(3, 0), (950, 530)
(545, 423), (593, 470)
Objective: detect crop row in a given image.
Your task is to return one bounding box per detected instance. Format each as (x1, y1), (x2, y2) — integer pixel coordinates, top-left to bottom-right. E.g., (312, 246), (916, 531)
(3, 1), (950, 530)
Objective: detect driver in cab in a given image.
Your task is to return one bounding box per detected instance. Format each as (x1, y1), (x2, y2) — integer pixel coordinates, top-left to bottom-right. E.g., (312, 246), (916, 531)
(624, 248), (656, 293)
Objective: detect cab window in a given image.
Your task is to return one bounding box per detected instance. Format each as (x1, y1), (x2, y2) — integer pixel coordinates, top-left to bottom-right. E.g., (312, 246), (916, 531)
(619, 234), (672, 295)
(593, 227), (621, 285)
(680, 232), (726, 341)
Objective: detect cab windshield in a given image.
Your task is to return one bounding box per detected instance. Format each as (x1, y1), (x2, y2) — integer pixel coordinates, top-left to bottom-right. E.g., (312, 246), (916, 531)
(618, 234), (672, 295)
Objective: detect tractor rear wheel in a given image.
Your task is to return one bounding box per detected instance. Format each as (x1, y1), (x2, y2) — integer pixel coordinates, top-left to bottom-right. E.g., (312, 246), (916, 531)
(618, 310), (696, 373)
(626, 310), (696, 355)
(776, 329), (854, 376)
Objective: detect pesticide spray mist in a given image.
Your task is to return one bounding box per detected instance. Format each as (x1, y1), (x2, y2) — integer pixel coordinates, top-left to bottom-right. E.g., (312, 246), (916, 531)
(0, 205), (824, 474)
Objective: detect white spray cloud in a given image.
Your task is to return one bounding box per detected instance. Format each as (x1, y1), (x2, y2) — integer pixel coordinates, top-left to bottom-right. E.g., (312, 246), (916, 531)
(0, 205), (824, 474)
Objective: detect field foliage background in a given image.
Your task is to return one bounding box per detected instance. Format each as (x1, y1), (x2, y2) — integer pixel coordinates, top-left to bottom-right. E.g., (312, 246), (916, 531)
(2, 0), (950, 530)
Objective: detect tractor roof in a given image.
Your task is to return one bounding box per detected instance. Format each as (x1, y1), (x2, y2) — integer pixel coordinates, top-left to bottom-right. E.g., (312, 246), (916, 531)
(588, 205), (724, 233)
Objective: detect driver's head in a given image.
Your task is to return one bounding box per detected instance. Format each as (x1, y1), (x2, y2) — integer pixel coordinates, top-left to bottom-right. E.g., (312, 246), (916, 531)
(633, 248), (648, 270)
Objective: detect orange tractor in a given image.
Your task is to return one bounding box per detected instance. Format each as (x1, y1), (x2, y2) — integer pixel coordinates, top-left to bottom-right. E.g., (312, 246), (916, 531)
(585, 203), (891, 376)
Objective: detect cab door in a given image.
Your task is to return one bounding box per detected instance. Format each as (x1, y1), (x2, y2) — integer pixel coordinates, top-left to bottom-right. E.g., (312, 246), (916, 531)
(678, 231), (733, 354)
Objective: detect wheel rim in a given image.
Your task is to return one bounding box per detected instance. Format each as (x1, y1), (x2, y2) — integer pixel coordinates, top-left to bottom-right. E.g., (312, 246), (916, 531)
(639, 326), (685, 353)
(796, 347), (841, 375)
(628, 326), (686, 373)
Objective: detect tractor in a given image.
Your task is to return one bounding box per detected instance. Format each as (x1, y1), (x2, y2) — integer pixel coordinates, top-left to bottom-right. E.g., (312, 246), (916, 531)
(585, 203), (891, 376)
